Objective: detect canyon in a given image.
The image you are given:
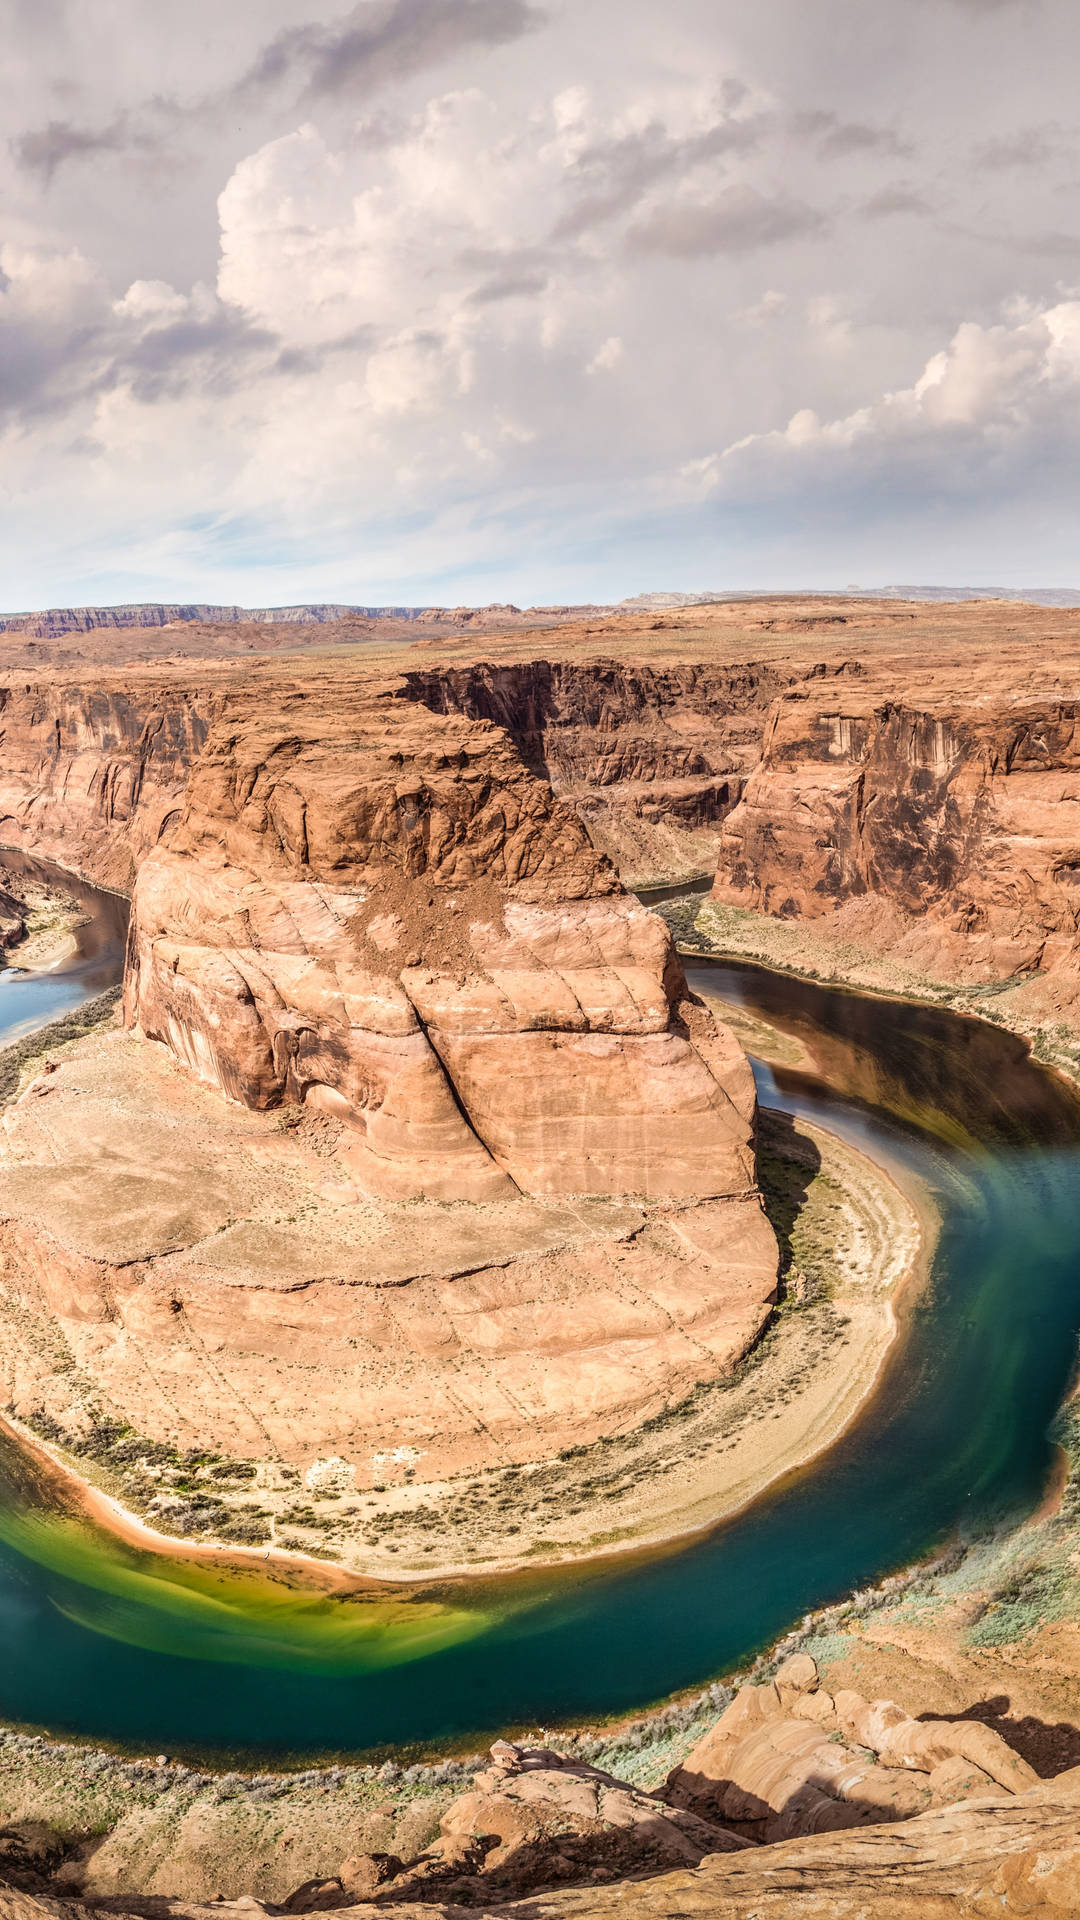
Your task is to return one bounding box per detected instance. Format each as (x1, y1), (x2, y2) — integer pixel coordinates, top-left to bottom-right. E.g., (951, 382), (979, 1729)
(3, 594), (1080, 1916)
(4, 597), (1080, 1508)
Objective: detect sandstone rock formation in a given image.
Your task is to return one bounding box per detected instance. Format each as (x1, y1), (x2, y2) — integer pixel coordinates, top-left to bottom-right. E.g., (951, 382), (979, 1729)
(0, 888), (25, 950)
(0, 679), (214, 891)
(123, 676), (759, 1206)
(403, 657), (818, 885)
(714, 678), (1080, 986)
(0, 1021), (777, 1480)
(281, 1743), (746, 1908)
(4, 1728), (1080, 1918)
(664, 1655), (1038, 1844)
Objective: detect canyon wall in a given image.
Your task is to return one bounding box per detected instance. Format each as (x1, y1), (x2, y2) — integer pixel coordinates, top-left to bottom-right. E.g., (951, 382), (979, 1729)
(0, 681), (214, 890)
(715, 684), (1080, 982)
(404, 658), (862, 882)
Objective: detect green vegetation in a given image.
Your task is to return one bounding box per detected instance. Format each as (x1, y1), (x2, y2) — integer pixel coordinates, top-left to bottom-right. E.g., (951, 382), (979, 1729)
(20, 1409), (276, 1547)
(0, 988), (122, 1107)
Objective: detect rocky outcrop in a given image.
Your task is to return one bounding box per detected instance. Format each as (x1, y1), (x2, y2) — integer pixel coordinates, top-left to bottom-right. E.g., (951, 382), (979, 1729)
(0, 887), (25, 949)
(5, 1730), (1080, 1919)
(281, 1743), (746, 1907)
(0, 680), (213, 890)
(124, 675), (759, 1204)
(715, 685), (1080, 983)
(664, 1655), (1038, 1845)
(0, 1020), (777, 1481)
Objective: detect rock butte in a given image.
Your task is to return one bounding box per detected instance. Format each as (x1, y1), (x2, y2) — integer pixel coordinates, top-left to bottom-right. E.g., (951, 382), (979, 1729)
(0, 661), (776, 1478)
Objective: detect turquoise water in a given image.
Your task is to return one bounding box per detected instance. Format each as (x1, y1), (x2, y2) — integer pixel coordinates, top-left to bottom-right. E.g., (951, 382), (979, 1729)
(0, 850), (128, 1046)
(1, 939), (1079, 1762)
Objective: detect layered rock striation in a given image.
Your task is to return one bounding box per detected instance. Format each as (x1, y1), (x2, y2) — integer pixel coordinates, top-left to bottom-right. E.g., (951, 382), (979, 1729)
(404, 657), (812, 882)
(715, 683), (1080, 983)
(124, 675), (759, 1205)
(0, 680), (213, 891)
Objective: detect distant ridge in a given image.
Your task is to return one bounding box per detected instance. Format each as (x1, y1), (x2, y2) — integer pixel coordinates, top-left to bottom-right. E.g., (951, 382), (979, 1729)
(856, 585), (1080, 607)
(4, 586), (1080, 644)
(0, 603), (433, 639)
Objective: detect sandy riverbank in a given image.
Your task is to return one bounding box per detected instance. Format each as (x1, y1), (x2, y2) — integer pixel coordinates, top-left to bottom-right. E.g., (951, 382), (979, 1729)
(0, 874), (87, 972)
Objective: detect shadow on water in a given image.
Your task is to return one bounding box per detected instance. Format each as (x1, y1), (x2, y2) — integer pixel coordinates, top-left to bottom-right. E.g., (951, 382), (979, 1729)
(0, 942), (1079, 1760)
(755, 1106), (821, 1291)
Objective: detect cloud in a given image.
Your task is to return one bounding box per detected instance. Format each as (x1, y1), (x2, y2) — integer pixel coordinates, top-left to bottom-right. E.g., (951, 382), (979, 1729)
(13, 114), (139, 183)
(586, 334), (622, 373)
(552, 97), (765, 240)
(628, 183), (825, 257)
(3, 0), (1080, 605)
(687, 298), (1080, 498)
(466, 268), (548, 304)
(860, 185), (934, 218)
(792, 111), (912, 161)
(239, 0), (545, 103)
(973, 124), (1062, 168)
(735, 288), (788, 325)
(12, 0), (544, 185)
(0, 247), (281, 430)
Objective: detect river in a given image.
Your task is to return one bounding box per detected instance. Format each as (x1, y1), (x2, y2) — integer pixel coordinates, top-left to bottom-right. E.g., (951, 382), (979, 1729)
(0, 871), (1079, 1763)
(0, 850), (129, 1048)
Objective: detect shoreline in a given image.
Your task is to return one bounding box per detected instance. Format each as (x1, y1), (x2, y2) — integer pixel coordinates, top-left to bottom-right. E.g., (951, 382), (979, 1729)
(0, 870), (88, 975)
(676, 893), (1080, 1094)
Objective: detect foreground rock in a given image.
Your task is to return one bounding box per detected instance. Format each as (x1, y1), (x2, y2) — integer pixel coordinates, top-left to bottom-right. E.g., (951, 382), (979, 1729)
(282, 1744), (745, 1909)
(664, 1655), (1038, 1843)
(3, 1733), (1079, 1919)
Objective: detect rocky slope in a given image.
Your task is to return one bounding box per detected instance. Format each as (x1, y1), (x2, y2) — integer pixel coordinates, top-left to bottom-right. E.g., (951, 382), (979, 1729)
(2, 1664), (1079, 1916)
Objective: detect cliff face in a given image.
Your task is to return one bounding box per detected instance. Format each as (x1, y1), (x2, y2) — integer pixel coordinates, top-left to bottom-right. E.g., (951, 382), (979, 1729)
(404, 658), (857, 882)
(123, 672), (758, 1204)
(715, 685), (1080, 981)
(0, 681), (213, 890)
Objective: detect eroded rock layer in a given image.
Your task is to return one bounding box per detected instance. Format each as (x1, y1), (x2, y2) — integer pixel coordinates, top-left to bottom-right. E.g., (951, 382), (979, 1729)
(124, 675), (759, 1205)
(714, 682), (1080, 984)
(0, 680), (214, 890)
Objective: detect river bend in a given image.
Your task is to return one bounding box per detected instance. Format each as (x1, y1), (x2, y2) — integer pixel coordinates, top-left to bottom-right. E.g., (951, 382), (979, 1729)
(0, 867), (1078, 1762)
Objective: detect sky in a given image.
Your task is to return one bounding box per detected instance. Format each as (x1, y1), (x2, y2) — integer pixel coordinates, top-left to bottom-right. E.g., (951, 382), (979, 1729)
(2, 0), (1079, 609)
